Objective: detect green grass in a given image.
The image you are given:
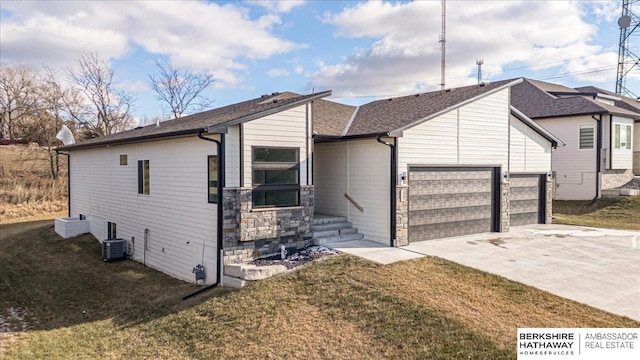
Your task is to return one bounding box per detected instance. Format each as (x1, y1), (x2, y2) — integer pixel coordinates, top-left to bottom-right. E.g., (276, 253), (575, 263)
(553, 196), (640, 230)
(1, 220), (638, 359)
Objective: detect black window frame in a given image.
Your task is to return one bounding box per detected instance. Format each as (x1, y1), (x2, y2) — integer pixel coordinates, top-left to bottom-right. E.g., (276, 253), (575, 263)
(251, 146), (300, 208)
(107, 221), (117, 239)
(119, 154), (127, 166)
(208, 155), (218, 203)
(138, 159), (150, 195)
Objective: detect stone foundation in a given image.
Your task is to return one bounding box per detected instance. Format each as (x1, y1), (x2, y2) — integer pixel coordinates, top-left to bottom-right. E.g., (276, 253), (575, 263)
(545, 176), (553, 224)
(602, 169), (634, 189)
(222, 186), (314, 264)
(500, 181), (510, 232)
(395, 185), (409, 247)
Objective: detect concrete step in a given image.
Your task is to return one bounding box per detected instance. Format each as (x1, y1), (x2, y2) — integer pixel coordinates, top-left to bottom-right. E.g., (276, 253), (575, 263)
(311, 222), (353, 232)
(312, 215), (348, 225)
(313, 229), (339, 239)
(339, 227), (358, 235)
(313, 233), (364, 245)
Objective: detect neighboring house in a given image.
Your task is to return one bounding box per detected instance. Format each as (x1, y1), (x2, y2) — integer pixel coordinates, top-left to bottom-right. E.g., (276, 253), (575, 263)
(57, 91), (330, 285)
(57, 78), (562, 285)
(313, 78), (562, 246)
(575, 86), (640, 176)
(511, 79), (640, 200)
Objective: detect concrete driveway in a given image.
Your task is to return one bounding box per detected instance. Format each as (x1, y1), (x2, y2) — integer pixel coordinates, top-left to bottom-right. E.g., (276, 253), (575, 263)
(328, 224), (640, 321)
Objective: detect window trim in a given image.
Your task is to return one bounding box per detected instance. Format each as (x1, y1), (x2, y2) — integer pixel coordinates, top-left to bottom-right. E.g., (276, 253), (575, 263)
(138, 159), (150, 195)
(614, 123), (632, 150)
(107, 221), (117, 239)
(579, 123), (595, 150)
(119, 154), (127, 166)
(208, 155), (218, 204)
(251, 146), (300, 208)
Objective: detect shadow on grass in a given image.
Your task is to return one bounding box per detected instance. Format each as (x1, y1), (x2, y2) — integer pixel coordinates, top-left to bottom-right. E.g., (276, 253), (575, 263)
(0, 220), (231, 332)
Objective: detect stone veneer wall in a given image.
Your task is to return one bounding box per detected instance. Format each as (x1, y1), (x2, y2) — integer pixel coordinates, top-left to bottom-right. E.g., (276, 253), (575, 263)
(601, 169), (634, 189)
(222, 186), (314, 264)
(500, 181), (510, 233)
(395, 185), (409, 247)
(545, 177), (553, 224)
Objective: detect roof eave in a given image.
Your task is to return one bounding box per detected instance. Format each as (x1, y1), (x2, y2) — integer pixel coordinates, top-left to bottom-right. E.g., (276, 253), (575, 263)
(208, 90), (332, 132)
(510, 106), (565, 148)
(388, 78), (524, 136)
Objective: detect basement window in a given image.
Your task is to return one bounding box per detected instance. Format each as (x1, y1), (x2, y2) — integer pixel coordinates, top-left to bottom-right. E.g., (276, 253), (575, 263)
(614, 124), (632, 149)
(137, 160), (150, 195)
(208, 155), (218, 203)
(252, 147), (300, 208)
(579, 124), (594, 149)
(107, 221), (117, 239)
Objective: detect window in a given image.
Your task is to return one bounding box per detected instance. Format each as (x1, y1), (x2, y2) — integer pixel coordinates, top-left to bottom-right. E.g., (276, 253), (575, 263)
(119, 154), (127, 166)
(138, 160), (150, 195)
(107, 221), (117, 239)
(208, 155), (218, 203)
(614, 124), (632, 149)
(252, 147), (300, 207)
(579, 124), (594, 149)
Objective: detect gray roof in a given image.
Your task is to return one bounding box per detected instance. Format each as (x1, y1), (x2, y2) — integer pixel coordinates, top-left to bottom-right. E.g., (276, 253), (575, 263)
(59, 91), (331, 150)
(512, 79), (640, 120)
(575, 85), (640, 116)
(314, 78), (521, 137)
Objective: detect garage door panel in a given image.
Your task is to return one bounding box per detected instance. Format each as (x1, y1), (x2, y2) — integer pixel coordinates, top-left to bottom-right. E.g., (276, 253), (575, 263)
(409, 204), (493, 225)
(409, 192), (492, 211)
(409, 178), (492, 195)
(509, 174), (542, 226)
(408, 167), (497, 242)
(410, 219), (493, 241)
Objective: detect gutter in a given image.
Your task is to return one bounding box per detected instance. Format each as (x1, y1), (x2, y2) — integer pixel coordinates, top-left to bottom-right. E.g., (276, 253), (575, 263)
(591, 114), (603, 203)
(183, 130), (226, 300)
(55, 150), (71, 217)
(376, 136), (397, 248)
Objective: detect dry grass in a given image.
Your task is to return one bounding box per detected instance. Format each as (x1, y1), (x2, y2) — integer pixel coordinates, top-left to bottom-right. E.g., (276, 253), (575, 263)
(553, 196), (640, 230)
(2, 222), (637, 359)
(0, 145), (68, 224)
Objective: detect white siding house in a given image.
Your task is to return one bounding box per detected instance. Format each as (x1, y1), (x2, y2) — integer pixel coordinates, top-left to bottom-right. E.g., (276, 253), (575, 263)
(59, 91), (330, 286)
(314, 78), (560, 246)
(70, 137), (219, 283)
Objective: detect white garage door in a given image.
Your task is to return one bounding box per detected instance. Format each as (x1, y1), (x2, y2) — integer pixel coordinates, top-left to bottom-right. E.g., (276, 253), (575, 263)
(408, 167), (499, 242)
(509, 174), (544, 226)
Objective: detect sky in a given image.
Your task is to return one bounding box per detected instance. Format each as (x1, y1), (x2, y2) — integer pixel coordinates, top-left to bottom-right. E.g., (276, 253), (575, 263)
(1, 0), (638, 123)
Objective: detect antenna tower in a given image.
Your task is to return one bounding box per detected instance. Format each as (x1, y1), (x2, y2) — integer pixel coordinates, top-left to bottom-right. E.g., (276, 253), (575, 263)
(476, 59), (484, 84)
(439, 0), (446, 90)
(616, 0), (639, 99)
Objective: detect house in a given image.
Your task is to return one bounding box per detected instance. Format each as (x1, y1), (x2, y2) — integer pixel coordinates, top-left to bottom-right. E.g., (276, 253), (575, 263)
(574, 86), (640, 176)
(56, 78), (562, 285)
(511, 79), (640, 200)
(57, 91), (330, 285)
(312, 78), (561, 246)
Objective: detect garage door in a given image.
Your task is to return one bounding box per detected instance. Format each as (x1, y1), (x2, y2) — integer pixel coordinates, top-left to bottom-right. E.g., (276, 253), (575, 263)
(510, 174), (544, 226)
(408, 167), (498, 242)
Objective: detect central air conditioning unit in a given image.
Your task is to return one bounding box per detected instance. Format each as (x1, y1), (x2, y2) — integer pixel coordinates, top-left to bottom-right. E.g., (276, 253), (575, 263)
(102, 239), (127, 261)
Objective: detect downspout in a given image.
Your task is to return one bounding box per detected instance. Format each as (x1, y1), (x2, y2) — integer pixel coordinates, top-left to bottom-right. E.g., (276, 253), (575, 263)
(183, 130), (225, 300)
(591, 115), (603, 204)
(376, 136), (396, 247)
(56, 150), (71, 217)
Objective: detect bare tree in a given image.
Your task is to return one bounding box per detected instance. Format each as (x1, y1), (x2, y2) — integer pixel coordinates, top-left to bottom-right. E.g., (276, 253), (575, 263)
(0, 63), (39, 143)
(67, 52), (134, 137)
(148, 61), (215, 119)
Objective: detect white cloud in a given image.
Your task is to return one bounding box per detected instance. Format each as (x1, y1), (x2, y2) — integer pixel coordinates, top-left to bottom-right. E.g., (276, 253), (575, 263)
(0, 1), (298, 88)
(247, 0), (305, 14)
(117, 80), (150, 93)
(267, 68), (290, 77)
(312, 1), (610, 97)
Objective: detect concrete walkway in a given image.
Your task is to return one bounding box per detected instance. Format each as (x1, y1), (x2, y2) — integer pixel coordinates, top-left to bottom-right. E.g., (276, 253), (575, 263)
(326, 224), (640, 321)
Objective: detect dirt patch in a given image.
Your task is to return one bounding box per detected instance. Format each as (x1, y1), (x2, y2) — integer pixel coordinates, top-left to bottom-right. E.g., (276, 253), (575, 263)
(250, 245), (340, 269)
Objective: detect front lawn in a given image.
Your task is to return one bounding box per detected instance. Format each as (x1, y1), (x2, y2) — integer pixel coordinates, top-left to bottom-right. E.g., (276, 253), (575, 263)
(1, 220), (637, 359)
(553, 196), (640, 230)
